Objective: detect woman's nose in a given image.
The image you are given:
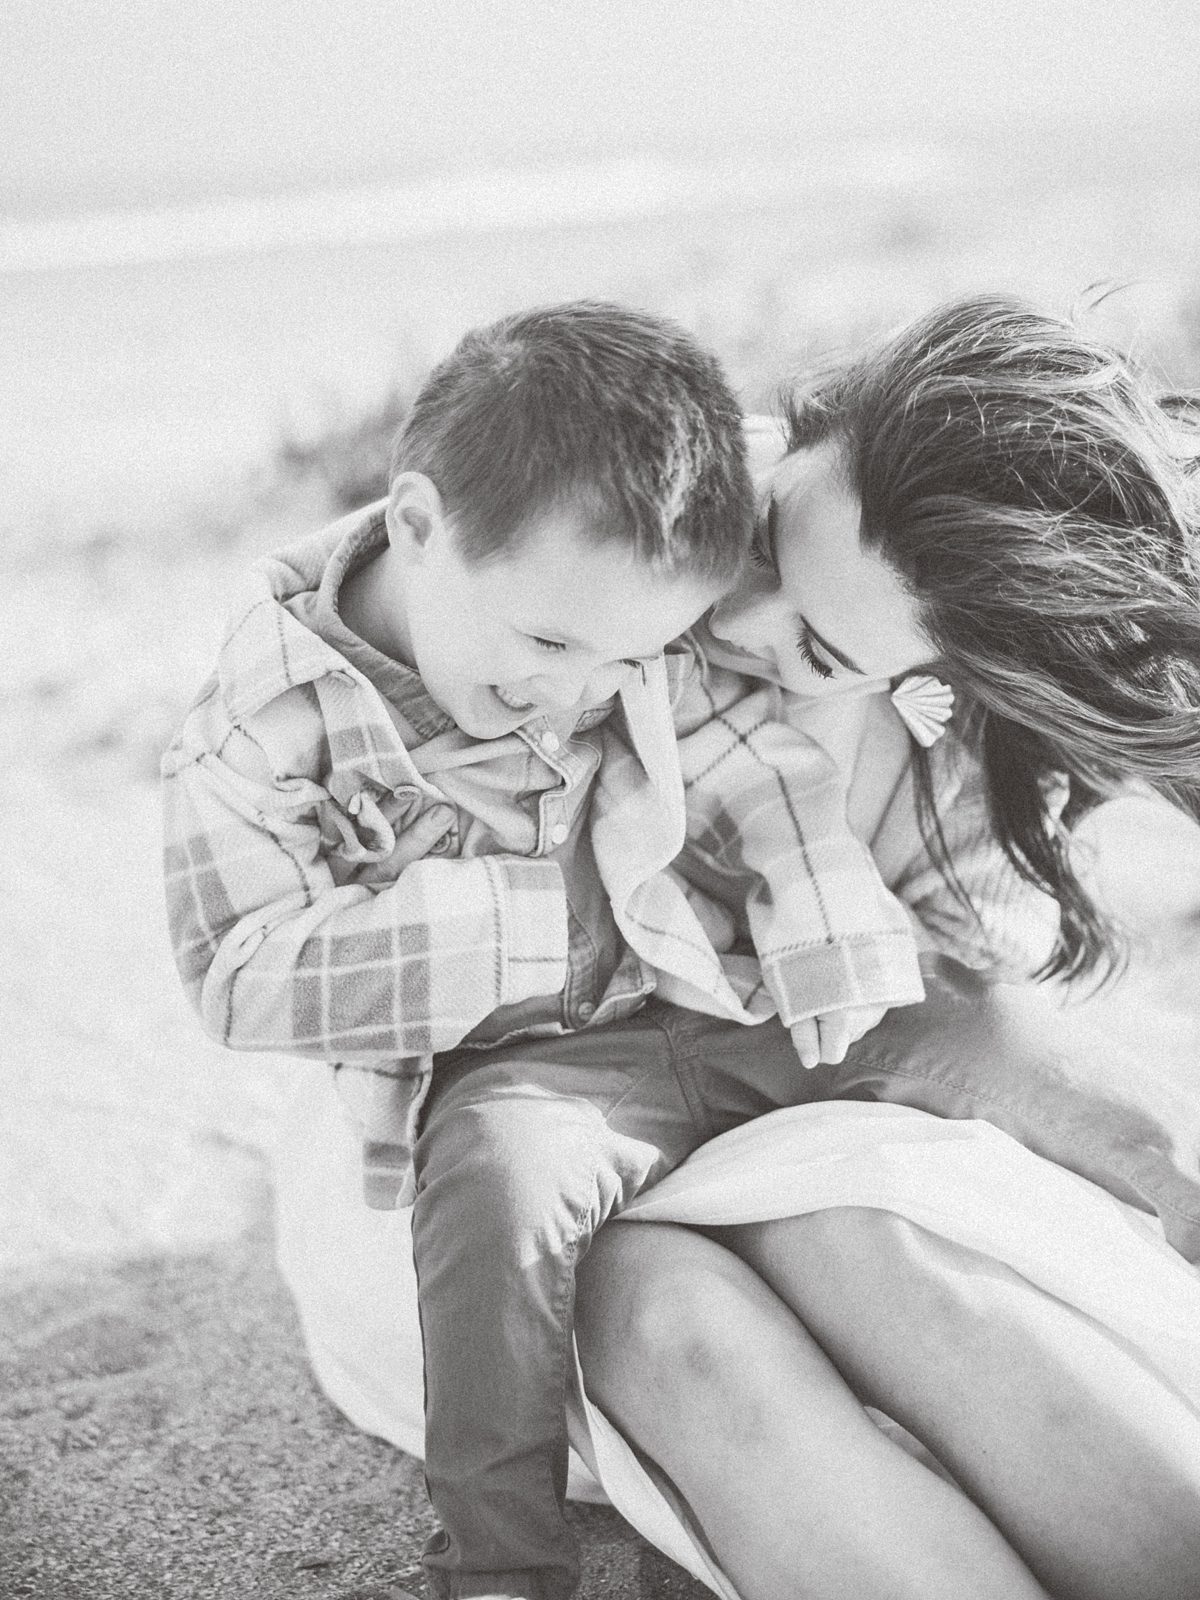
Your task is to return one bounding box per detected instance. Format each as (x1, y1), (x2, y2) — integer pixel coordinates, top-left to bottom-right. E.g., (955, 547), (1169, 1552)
(709, 581), (779, 651)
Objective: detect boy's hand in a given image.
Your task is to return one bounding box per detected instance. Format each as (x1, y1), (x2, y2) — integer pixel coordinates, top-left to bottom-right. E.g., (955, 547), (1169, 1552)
(789, 1005), (889, 1069)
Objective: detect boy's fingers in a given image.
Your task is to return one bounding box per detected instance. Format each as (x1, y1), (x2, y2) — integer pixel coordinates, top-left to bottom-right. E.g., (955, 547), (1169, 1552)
(789, 1020), (821, 1070)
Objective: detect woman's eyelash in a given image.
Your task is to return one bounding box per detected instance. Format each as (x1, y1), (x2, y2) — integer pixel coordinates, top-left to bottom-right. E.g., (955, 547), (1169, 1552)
(531, 637), (566, 652)
(796, 628), (835, 679)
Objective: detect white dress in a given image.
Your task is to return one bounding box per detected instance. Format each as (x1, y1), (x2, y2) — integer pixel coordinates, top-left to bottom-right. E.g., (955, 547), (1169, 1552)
(272, 1067), (1200, 1600)
(271, 605), (1199, 1596)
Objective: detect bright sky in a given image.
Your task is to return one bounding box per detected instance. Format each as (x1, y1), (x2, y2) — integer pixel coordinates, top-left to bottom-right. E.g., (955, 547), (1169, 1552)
(5, 0), (1200, 210)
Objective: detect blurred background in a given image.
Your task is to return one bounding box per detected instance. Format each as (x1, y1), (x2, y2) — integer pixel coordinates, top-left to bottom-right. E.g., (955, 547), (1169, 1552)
(5, 0), (1200, 1264)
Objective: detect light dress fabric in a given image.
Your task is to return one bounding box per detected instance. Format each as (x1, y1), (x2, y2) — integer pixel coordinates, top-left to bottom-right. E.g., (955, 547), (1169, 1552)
(268, 657), (1198, 1595)
(272, 1068), (1200, 1600)
(268, 420), (1199, 1593)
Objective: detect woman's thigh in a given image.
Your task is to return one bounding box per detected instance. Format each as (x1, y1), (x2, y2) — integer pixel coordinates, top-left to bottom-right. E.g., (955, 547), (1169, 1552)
(723, 1207), (1200, 1600)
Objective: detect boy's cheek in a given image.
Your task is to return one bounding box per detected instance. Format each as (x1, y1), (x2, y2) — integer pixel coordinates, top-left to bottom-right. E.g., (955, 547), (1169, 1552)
(576, 666), (629, 709)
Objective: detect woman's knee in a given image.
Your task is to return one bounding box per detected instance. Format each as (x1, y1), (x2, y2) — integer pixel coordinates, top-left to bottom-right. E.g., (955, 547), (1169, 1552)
(576, 1223), (754, 1406)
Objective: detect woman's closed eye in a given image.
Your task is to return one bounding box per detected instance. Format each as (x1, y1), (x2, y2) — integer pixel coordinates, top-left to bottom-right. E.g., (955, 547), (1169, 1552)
(796, 624), (835, 679)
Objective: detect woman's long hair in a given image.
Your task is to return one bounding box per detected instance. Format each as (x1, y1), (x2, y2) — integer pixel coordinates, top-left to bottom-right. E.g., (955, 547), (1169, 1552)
(782, 294), (1200, 982)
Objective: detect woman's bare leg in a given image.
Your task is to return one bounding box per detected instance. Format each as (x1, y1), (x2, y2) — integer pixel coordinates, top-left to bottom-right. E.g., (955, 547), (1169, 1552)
(576, 1221), (1049, 1600)
(724, 1207), (1200, 1600)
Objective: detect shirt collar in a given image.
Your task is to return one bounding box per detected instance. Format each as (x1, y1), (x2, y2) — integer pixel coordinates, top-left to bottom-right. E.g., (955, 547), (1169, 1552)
(304, 508), (457, 741)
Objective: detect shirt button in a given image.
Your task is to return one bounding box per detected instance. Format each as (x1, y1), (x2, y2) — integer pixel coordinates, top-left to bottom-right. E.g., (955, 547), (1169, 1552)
(540, 730), (561, 753)
(577, 1001), (596, 1021)
(549, 821), (570, 845)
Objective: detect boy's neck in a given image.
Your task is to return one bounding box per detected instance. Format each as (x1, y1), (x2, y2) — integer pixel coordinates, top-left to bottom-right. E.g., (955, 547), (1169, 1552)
(339, 545), (416, 670)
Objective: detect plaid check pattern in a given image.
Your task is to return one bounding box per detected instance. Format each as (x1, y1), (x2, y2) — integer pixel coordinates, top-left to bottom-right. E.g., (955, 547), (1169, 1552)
(664, 666), (925, 1020)
(163, 502), (1056, 1205)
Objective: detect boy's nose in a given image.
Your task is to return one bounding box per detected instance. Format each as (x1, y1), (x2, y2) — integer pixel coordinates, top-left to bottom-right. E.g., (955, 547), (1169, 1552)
(526, 670), (589, 709)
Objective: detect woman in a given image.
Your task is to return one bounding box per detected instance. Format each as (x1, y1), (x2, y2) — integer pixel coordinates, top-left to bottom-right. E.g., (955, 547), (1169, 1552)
(273, 295), (1200, 1599)
(571, 295), (1200, 1599)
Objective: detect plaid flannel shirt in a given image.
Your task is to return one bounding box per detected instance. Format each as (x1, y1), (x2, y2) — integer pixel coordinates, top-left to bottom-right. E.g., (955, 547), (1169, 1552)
(163, 501), (1050, 1206)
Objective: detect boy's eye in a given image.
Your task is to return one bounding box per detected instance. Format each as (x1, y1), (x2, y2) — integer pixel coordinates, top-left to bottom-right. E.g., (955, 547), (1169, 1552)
(796, 625), (835, 680)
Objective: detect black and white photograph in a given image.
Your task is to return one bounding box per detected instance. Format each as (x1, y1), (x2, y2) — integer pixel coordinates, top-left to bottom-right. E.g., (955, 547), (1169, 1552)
(3, 4), (1200, 1597)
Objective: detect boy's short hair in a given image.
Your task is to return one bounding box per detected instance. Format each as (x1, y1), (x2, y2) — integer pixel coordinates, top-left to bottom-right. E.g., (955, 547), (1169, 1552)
(390, 301), (753, 583)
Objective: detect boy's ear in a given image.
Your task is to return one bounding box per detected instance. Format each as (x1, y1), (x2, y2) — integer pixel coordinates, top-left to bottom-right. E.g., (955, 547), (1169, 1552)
(385, 472), (446, 556)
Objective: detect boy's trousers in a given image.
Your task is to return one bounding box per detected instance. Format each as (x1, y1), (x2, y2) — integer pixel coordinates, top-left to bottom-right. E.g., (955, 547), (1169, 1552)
(410, 998), (821, 1600)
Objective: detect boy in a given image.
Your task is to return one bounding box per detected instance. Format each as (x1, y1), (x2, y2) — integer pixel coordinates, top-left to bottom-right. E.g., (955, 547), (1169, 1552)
(163, 303), (921, 1600)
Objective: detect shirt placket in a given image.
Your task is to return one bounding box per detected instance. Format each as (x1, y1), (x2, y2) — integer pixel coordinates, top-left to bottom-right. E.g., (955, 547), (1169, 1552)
(520, 720), (606, 1028)
(518, 721), (578, 855)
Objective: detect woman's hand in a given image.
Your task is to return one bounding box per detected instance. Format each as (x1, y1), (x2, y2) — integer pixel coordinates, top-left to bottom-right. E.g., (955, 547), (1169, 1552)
(790, 1004), (889, 1068)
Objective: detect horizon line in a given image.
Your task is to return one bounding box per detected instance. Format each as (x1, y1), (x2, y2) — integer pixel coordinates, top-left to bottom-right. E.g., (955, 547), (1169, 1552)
(0, 144), (963, 276)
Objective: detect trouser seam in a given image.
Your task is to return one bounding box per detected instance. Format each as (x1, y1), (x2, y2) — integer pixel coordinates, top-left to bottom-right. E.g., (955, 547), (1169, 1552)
(657, 1014), (717, 1145)
(537, 1153), (602, 1582)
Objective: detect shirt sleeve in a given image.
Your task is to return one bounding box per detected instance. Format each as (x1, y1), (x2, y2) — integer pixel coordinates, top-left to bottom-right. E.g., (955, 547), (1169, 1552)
(161, 682), (568, 1059)
(877, 739), (1062, 981)
(673, 665), (925, 1024)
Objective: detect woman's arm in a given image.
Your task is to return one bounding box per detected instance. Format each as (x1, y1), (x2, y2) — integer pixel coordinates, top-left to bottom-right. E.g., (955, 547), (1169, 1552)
(672, 663), (924, 1028)
(873, 737), (1062, 981)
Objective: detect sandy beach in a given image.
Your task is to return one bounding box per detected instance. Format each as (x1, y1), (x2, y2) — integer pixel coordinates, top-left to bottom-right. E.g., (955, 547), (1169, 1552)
(0, 753), (717, 1597)
(3, 1197), (704, 1600)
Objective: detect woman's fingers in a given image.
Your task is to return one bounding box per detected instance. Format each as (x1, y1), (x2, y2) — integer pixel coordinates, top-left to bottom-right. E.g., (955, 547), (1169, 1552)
(817, 1012), (852, 1064)
(793, 1007), (890, 1069)
(789, 1018), (822, 1068)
